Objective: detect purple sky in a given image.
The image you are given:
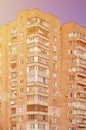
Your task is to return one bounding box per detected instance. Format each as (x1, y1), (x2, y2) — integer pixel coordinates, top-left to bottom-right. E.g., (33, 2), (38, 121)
(0, 0), (86, 26)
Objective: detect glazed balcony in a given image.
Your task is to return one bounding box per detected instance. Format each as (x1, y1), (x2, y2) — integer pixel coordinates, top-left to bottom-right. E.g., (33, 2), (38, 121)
(76, 102), (86, 110)
(10, 32), (17, 38)
(27, 39), (49, 48)
(77, 110), (86, 116)
(27, 22), (48, 31)
(27, 70), (48, 78)
(26, 122), (48, 130)
(77, 123), (86, 128)
(27, 51), (49, 59)
(8, 41), (17, 46)
(27, 91), (48, 97)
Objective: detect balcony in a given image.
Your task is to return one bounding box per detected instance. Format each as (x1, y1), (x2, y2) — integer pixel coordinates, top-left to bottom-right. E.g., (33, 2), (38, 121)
(76, 103), (86, 110)
(79, 54), (86, 60)
(77, 89), (86, 94)
(77, 98), (86, 102)
(27, 111), (48, 115)
(27, 71), (48, 78)
(26, 122), (48, 130)
(77, 110), (86, 116)
(11, 121), (16, 126)
(27, 51), (48, 59)
(77, 63), (86, 69)
(10, 32), (17, 38)
(77, 37), (86, 44)
(8, 41), (17, 46)
(10, 68), (17, 72)
(77, 45), (86, 52)
(77, 79), (86, 86)
(27, 100), (48, 106)
(27, 76), (48, 85)
(77, 123), (86, 128)
(27, 91), (48, 97)
(27, 23), (48, 31)
(77, 72), (86, 78)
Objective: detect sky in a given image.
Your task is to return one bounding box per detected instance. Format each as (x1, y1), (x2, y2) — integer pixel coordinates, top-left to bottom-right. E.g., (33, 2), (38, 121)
(0, 0), (86, 26)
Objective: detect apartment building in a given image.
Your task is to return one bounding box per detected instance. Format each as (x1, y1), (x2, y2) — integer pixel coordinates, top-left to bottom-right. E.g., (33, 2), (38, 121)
(0, 25), (9, 130)
(7, 9), (60, 130)
(0, 9), (85, 130)
(61, 22), (86, 130)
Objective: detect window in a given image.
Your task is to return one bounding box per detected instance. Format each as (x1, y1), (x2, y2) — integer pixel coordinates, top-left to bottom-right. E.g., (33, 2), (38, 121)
(52, 27), (57, 32)
(19, 106), (23, 113)
(69, 58), (75, 63)
(19, 22), (24, 28)
(69, 32), (75, 37)
(0, 36), (2, 41)
(19, 97), (23, 102)
(69, 75), (75, 80)
(68, 127), (76, 130)
(19, 116), (23, 121)
(0, 53), (2, 57)
(68, 110), (76, 115)
(69, 118), (76, 124)
(52, 90), (57, 96)
(19, 88), (24, 93)
(53, 62), (57, 68)
(69, 40), (75, 45)
(0, 69), (2, 74)
(34, 56), (38, 62)
(53, 72), (57, 78)
(52, 54), (57, 61)
(19, 59), (24, 65)
(53, 45), (57, 52)
(52, 117), (57, 122)
(19, 32), (24, 37)
(19, 69), (23, 75)
(69, 67), (76, 73)
(19, 79), (24, 84)
(53, 36), (57, 42)
(68, 92), (76, 98)
(52, 81), (57, 87)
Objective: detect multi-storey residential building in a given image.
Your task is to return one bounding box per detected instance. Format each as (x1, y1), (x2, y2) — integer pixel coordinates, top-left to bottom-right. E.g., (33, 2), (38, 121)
(7, 9), (60, 130)
(0, 25), (9, 130)
(61, 22), (86, 130)
(0, 9), (86, 130)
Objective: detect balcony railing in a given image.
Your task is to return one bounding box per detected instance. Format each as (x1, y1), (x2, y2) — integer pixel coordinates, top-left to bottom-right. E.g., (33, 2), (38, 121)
(77, 37), (86, 44)
(77, 123), (86, 127)
(27, 100), (48, 106)
(76, 63), (86, 69)
(27, 111), (48, 114)
(77, 78), (86, 86)
(77, 98), (86, 102)
(77, 45), (86, 52)
(77, 72), (86, 78)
